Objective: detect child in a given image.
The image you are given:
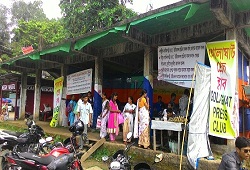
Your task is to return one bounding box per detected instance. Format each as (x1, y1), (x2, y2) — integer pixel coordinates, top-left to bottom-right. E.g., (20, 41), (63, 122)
(0, 108), (8, 122)
(77, 93), (93, 149)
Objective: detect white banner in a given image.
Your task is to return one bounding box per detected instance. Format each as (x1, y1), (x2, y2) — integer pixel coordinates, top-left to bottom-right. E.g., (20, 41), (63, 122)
(158, 42), (205, 88)
(66, 69), (92, 95)
(187, 63), (212, 169)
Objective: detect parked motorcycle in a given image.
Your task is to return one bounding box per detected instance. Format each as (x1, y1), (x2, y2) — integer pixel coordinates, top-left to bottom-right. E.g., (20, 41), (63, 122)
(133, 153), (163, 170)
(106, 132), (134, 170)
(0, 119), (45, 153)
(3, 120), (85, 170)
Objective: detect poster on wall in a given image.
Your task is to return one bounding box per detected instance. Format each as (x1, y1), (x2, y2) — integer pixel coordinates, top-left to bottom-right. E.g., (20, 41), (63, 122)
(67, 69), (92, 95)
(50, 76), (64, 127)
(207, 40), (237, 139)
(158, 42), (206, 88)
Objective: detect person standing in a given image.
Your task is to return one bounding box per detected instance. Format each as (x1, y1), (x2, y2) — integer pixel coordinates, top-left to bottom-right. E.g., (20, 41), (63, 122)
(77, 93), (93, 148)
(134, 89), (150, 149)
(218, 136), (250, 169)
(107, 92), (121, 142)
(179, 89), (189, 117)
(169, 93), (178, 114)
(154, 96), (165, 114)
(122, 96), (136, 143)
(100, 92), (109, 139)
(87, 91), (94, 107)
(68, 95), (76, 126)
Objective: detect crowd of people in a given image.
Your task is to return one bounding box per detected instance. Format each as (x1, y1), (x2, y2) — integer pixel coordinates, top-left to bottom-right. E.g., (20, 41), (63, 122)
(65, 89), (194, 149)
(99, 89), (151, 149)
(66, 90), (151, 149)
(153, 89), (193, 119)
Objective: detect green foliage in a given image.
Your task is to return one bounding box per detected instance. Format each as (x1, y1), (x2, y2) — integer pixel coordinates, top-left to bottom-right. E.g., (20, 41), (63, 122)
(52, 134), (64, 143)
(60, 0), (137, 38)
(91, 147), (113, 161)
(11, 19), (68, 56)
(0, 4), (10, 48)
(10, 0), (47, 26)
(0, 54), (10, 62)
(0, 122), (27, 132)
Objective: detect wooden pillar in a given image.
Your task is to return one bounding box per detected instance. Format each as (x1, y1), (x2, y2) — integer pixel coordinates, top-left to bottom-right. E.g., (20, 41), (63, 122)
(33, 69), (41, 120)
(226, 29), (238, 151)
(19, 72), (27, 119)
(143, 46), (154, 117)
(93, 56), (103, 128)
(60, 64), (68, 126)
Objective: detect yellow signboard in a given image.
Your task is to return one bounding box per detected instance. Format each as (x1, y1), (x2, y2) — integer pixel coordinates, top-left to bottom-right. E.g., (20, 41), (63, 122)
(50, 76), (64, 127)
(207, 40), (237, 139)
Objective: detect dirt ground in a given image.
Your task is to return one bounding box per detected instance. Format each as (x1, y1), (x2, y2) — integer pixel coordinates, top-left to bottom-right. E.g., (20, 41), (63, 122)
(84, 160), (109, 170)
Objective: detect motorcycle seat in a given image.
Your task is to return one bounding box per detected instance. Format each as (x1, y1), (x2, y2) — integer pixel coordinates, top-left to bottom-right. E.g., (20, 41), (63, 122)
(18, 152), (55, 165)
(2, 130), (23, 137)
(16, 138), (28, 143)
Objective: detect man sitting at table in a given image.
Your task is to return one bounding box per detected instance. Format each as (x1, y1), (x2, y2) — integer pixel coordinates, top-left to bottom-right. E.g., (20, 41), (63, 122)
(163, 103), (175, 120)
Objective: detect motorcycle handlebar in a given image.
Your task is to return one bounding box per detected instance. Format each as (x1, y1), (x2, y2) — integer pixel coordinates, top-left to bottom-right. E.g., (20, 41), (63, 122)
(125, 142), (135, 152)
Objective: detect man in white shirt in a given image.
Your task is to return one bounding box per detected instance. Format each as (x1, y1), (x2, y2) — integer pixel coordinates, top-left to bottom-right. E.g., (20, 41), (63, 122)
(179, 89), (189, 117)
(77, 93), (93, 148)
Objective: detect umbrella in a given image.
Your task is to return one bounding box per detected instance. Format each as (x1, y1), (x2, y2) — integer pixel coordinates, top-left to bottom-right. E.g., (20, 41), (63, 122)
(2, 98), (12, 103)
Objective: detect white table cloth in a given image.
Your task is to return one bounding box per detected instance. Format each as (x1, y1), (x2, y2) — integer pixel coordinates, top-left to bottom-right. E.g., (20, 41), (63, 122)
(151, 120), (183, 131)
(151, 120), (184, 154)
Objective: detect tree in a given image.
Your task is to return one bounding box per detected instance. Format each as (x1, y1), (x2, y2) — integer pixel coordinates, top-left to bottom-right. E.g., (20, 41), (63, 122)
(60, 0), (137, 38)
(11, 19), (68, 56)
(10, 0), (47, 26)
(0, 4), (10, 48)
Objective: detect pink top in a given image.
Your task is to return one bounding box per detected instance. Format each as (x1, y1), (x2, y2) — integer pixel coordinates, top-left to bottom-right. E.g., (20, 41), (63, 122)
(109, 100), (118, 113)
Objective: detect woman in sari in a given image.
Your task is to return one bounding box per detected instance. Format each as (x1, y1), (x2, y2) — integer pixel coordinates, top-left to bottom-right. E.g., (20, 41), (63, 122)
(122, 96), (136, 144)
(107, 92), (121, 141)
(134, 89), (150, 149)
(100, 92), (110, 138)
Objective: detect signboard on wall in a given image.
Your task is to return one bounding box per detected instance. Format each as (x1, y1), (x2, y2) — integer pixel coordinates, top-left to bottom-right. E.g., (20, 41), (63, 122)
(2, 83), (16, 91)
(158, 42), (206, 88)
(21, 45), (34, 55)
(50, 76), (64, 127)
(66, 69), (92, 95)
(26, 85), (53, 92)
(207, 40), (237, 139)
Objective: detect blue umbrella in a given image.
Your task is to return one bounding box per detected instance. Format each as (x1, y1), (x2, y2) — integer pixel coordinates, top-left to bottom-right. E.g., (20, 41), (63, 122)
(2, 98), (12, 103)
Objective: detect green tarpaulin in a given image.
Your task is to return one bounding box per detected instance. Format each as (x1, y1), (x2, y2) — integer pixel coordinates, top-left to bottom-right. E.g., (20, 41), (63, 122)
(74, 25), (127, 50)
(40, 42), (71, 56)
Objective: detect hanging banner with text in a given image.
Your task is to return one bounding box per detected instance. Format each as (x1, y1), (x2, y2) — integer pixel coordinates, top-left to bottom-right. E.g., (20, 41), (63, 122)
(50, 76), (64, 127)
(207, 40), (237, 139)
(158, 42), (205, 88)
(67, 69), (92, 95)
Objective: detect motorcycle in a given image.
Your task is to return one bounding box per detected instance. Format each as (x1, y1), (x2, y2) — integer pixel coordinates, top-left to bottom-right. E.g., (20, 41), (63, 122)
(0, 119), (45, 153)
(107, 132), (134, 170)
(3, 120), (85, 170)
(133, 153), (163, 170)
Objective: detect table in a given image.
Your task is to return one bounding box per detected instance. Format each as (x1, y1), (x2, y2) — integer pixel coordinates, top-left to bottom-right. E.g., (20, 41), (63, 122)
(151, 120), (183, 154)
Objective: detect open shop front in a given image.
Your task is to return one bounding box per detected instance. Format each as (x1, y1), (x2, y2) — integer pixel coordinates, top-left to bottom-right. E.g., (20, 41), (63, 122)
(153, 38), (250, 169)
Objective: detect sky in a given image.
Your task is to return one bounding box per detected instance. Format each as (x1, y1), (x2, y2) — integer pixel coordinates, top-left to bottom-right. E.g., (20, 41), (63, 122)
(0, 0), (182, 19)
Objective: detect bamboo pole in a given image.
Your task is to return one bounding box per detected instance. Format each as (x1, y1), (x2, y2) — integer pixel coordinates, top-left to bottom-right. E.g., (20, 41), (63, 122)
(179, 63), (197, 170)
